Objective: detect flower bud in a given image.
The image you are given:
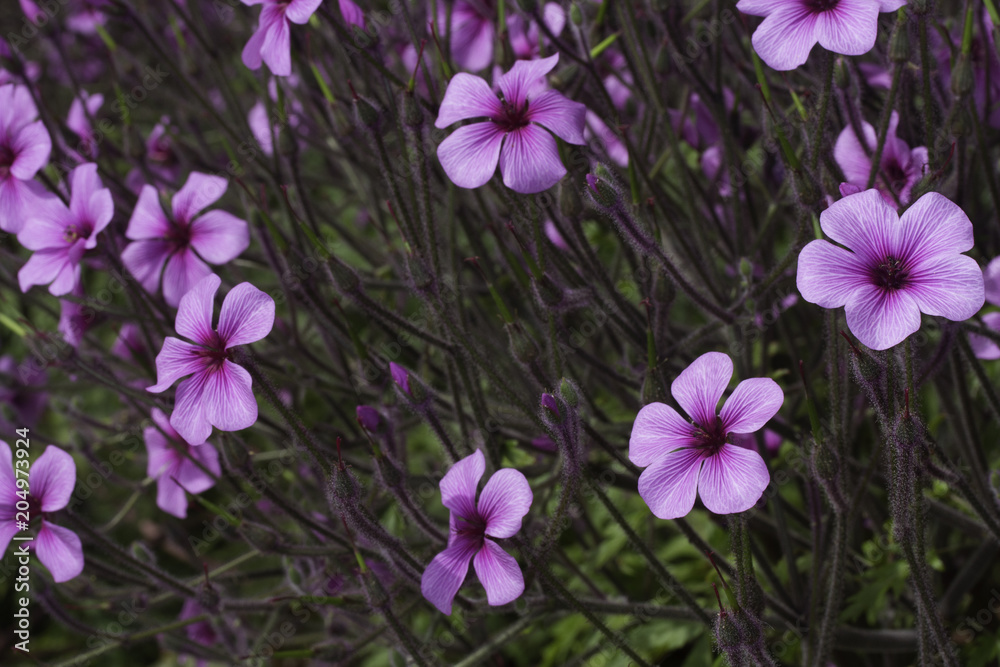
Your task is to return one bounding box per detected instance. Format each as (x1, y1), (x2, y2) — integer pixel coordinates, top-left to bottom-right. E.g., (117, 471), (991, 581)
(356, 405), (381, 432)
(585, 171), (620, 209)
(352, 94), (381, 130)
(570, 2), (583, 25)
(558, 378), (580, 408)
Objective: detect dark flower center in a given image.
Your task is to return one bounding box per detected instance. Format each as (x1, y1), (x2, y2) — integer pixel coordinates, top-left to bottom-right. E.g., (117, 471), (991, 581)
(63, 222), (93, 244)
(196, 332), (229, 370)
(806, 0), (840, 10)
(166, 220), (193, 247)
(881, 160), (908, 192)
(493, 99), (531, 133)
(693, 416), (728, 457)
(871, 255), (910, 290)
(454, 512), (487, 548)
(0, 145), (14, 178)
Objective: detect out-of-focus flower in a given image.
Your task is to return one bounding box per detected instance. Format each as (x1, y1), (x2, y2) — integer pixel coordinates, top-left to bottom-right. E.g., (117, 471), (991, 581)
(508, 4), (565, 60)
(122, 172), (249, 307)
(0, 84), (52, 234)
(833, 111), (928, 208)
(0, 442), (84, 582)
(797, 189), (984, 350)
(0, 356), (48, 431)
(147, 274), (275, 445)
(67, 91), (104, 158)
(144, 408), (221, 518)
(435, 54), (586, 193)
(241, 0), (322, 77)
(338, 0), (364, 28)
(126, 119), (181, 192)
(58, 285), (91, 348)
(736, 0), (906, 71)
(629, 352), (782, 519)
(18, 163), (113, 296)
(421, 449), (532, 614)
(969, 257), (1000, 359)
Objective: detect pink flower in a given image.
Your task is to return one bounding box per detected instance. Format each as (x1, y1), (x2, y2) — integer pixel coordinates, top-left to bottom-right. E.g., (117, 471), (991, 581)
(18, 163), (113, 296)
(241, 0), (322, 77)
(736, 0), (907, 71)
(797, 189), (984, 350)
(122, 172), (250, 307)
(144, 408), (221, 518)
(421, 449), (532, 614)
(67, 91), (104, 158)
(338, 0), (364, 28)
(0, 84), (52, 234)
(147, 274), (275, 446)
(834, 111), (928, 208)
(969, 257), (1000, 360)
(58, 285), (91, 348)
(435, 54), (587, 194)
(389, 361), (411, 395)
(629, 352), (782, 519)
(508, 4), (566, 60)
(0, 442), (84, 582)
(437, 1), (495, 72)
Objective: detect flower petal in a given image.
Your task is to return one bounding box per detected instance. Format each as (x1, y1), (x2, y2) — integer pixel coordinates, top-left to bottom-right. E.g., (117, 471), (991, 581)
(435, 73), (503, 129)
(172, 172), (228, 223)
(819, 188), (901, 264)
(628, 402), (699, 467)
(844, 283), (922, 350)
(985, 256), (1000, 307)
(125, 185), (171, 239)
(897, 192), (975, 263)
(122, 239), (172, 293)
(833, 119), (875, 186)
(163, 249), (214, 308)
(497, 53), (559, 108)
(170, 372), (213, 446)
(148, 337), (206, 393)
(478, 468), (532, 539)
(203, 361), (259, 432)
(420, 536), (479, 615)
(636, 447), (704, 520)
(473, 539), (524, 606)
(814, 0), (879, 57)
(242, 24), (267, 70)
(0, 441), (16, 509)
(9, 120), (52, 179)
(437, 122), (505, 189)
(261, 8), (292, 76)
(30, 445), (76, 512)
(671, 351), (733, 427)
(36, 521), (84, 582)
(906, 253), (985, 321)
(697, 444), (770, 515)
(750, 5), (819, 71)
(286, 0), (321, 23)
(189, 210), (250, 264)
(527, 90), (587, 145)
(440, 449), (485, 520)
(0, 522), (19, 562)
(969, 312), (1000, 360)
(217, 282), (275, 348)
(720, 378), (784, 434)
(446, 3), (495, 72)
(175, 274), (220, 345)
(498, 125), (566, 194)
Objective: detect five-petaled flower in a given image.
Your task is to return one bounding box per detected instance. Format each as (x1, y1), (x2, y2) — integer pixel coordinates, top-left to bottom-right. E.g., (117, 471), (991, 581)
(797, 189), (985, 350)
(18, 163), (113, 296)
(0, 83), (52, 233)
(0, 441), (84, 582)
(421, 449), (532, 615)
(736, 0), (907, 71)
(148, 274), (275, 446)
(435, 53), (587, 194)
(122, 172), (249, 308)
(834, 111), (928, 208)
(241, 0), (322, 77)
(144, 408), (221, 518)
(629, 352), (783, 520)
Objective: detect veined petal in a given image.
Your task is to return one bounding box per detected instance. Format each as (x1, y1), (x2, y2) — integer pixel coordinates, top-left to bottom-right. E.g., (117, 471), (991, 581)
(241, 23), (268, 70)
(435, 73), (503, 129)
(125, 185), (171, 240)
(906, 253), (985, 321)
(437, 122), (505, 189)
(156, 471), (189, 518)
(170, 372), (213, 446)
(175, 274), (220, 345)
(440, 449), (485, 520)
(720, 378), (784, 434)
(163, 249), (214, 308)
(985, 256), (1000, 306)
(172, 172), (228, 223)
(420, 536), (480, 615)
(286, 0), (321, 23)
(478, 468), (532, 539)
(498, 125), (566, 194)
(497, 54), (559, 108)
(30, 445), (75, 511)
(527, 90), (587, 145)
(814, 0), (879, 57)
(697, 444), (770, 515)
(844, 283), (922, 350)
(148, 337), (206, 393)
(671, 351), (732, 428)
(122, 239), (172, 293)
(217, 282), (275, 348)
(636, 447), (704, 520)
(190, 210), (250, 264)
(261, 8), (292, 76)
(750, 5), (819, 71)
(203, 361), (259, 432)
(897, 192), (975, 263)
(36, 521), (84, 582)
(796, 239), (870, 308)
(629, 402), (699, 467)
(474, 539), (524, 606)
(819, 188), (901, 264)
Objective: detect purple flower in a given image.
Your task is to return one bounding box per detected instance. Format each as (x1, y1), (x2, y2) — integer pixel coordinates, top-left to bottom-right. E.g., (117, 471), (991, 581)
(508, 4), (566, 60)
(435, 54), (586, 193)
(241, 0), (322, 77)
(389, 362), (411, 395)
(144, 408), (221, 518)
(834, 111), (928, 208)
(18, 163), (113, 296)
(122, 172), (250, 307)
(0, 357), (48, 435)
(356, 405), (381, 431)
(338, 0), (365, 28)
(0, 442), (84, 582)
(736, 0), (907, 71)
(67, 91), (104, 158)
(59, 285), (91, 348)
(970, 257), (1000, 360)
(797, 189), (984, 350)
(0, 84), (52, 234)
(147, 274), (275, 446)
(421, 449), (532, 614)
(629, 352), (782, 519)
(437, 1), (495, 72)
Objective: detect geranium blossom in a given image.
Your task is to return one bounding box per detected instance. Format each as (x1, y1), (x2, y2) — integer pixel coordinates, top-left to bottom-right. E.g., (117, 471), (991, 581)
(144, 408), (220, 518)
(629, 352), (782, 520)
(0, 442), (84, 582)
(736, 0), (907, 71)
(797, 189), (984, 350)
(421, 449), (532, 614)
(969, 257), (1000, 359)
(122, 172), (249, 307)
(241, 0), (322, 77)
(834, 111), (927, 208)
(147, 274), (275, 446)
(18, 163), (113, 296)
(435, 54), (586, 193)
(67, 91), (104, 158)
(0, 83), (52, 234)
